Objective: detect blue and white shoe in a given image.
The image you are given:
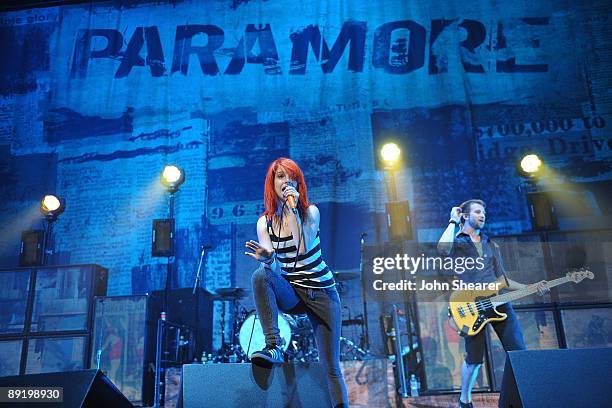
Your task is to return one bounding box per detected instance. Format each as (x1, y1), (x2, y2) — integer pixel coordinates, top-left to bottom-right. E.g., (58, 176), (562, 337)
(250, 345), (285, 364)
(458, 398), (474, 408)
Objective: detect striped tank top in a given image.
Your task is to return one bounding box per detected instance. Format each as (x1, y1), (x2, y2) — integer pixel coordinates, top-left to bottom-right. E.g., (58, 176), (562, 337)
(267, 218), (335, 289)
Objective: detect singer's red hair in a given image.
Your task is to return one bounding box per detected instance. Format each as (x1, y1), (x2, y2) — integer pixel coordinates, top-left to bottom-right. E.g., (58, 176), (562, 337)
(263, 158), (310, 220)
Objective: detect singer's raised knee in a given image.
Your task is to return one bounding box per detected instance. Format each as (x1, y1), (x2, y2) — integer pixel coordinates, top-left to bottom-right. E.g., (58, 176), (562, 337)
(251, 265), (271, 288)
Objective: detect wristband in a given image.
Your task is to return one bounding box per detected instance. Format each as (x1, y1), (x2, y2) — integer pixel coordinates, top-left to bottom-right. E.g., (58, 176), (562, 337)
(262, 253), (275, 265)
(449, 219), (459, 225)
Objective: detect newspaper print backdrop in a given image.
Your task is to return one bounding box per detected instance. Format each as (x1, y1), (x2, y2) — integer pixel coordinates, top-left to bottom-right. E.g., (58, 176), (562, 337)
(0, 0), (610, 302)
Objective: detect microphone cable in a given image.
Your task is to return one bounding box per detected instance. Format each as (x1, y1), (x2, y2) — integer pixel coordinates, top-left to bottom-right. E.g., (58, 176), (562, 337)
(273, 201), (287, 256)
(291, 205), (304, 276)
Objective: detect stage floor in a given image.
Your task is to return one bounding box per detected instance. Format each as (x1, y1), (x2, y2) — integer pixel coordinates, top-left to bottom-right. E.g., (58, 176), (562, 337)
(159, 392), (500, 408)
(403, 393), (499, 408)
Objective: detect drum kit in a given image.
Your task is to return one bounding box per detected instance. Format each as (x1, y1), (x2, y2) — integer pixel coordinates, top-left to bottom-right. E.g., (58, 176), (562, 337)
(207, 269), (367, 363)
(206, 287), (318, 363)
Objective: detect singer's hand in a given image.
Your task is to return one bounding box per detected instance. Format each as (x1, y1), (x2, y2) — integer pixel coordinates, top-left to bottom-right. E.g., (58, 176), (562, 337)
(244, 240), (274, 262)
(282, 185), (300, 202)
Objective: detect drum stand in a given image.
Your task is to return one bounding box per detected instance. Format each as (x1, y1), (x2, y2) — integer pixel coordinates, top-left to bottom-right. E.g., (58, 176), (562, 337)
(338, 312), (367, 360)
(333, 233), (372, 360)
(212, 288), (248, 362)
(339, 336), (367, 360)
(289, 315), (317, 362)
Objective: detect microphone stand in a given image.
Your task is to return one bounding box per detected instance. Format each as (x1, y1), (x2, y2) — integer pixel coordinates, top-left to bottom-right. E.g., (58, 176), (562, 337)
(193, 244), (211, 295)
(192, 243), (212, 361)
(359, 232), (371, 353)
(95, 298), (105, 370)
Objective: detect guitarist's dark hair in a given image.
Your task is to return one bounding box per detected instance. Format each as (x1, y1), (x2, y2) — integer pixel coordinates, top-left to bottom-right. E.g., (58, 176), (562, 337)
(459, 199), (486, 223)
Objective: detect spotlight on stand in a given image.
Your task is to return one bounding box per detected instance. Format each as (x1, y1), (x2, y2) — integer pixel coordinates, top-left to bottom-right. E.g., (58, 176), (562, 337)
(37, 194), (65, 265)
(379, 142), (412, 240)
(380, 142), (401, 169)
(154, 165), (184, 257)
(518, 153), (543, 178)
(161, 165), (185, 193)
(40, 194), (65, 221)
(517, 154), (556, 230)
(154, 164), (185, 406)
(378, 141), (416, 395)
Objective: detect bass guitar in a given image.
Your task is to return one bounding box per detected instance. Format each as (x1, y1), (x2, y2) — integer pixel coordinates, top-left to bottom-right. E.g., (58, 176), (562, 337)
(448, 268), (594, 337)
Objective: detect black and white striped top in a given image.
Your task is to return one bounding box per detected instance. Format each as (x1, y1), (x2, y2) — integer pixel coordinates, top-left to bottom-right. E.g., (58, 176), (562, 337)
(267, 219), (335, 289)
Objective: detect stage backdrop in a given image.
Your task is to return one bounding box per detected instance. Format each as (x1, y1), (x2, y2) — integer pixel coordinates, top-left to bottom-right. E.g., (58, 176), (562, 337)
(0, 0), (611, 354)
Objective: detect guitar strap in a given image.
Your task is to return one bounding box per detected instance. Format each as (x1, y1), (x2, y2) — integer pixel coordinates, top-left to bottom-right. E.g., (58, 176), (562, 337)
(491, 240), (510, 288)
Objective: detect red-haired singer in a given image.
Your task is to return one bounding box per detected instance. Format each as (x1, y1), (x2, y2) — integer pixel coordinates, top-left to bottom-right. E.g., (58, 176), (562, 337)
(244, 157), (349, 407)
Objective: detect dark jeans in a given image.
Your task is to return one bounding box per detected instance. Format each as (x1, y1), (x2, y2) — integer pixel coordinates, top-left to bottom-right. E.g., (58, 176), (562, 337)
(251, 265), (349, 407)
(464, 304), (526, 365)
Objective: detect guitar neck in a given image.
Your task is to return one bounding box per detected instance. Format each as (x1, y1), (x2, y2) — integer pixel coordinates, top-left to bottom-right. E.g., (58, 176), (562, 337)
(490, 276), (571, 306)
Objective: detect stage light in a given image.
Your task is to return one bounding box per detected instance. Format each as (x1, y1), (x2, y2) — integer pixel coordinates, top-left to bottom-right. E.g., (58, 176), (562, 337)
(380, 143), (401, 166)
(40, 194), (65, 221)
(161, 165), (185, 193)
(519, 154), (543, 176)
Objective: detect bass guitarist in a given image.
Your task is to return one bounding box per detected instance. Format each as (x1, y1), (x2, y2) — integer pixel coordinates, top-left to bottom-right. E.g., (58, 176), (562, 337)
(437, 199), (549, 408)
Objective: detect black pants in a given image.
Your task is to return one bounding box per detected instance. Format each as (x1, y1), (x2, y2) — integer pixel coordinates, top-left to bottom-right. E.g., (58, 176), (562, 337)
(251, 265), (349, 407)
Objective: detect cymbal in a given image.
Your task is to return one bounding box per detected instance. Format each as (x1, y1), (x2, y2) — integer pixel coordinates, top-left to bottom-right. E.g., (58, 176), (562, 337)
(216, 287), (247, 295)
(333, 270), (360, 281)
(211, 287), (248, 300)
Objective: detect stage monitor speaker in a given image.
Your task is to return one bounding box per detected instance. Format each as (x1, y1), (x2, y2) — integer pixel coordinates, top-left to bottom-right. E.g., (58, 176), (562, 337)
(499, 348), (612, 408)
(527, 192), (558, 231)
(181, 363), (331, 408)
(386, 201), (412, 241)
(152, 219), (174, 257)
(19, 230), (44, 266)
(0, 369), (133, 407)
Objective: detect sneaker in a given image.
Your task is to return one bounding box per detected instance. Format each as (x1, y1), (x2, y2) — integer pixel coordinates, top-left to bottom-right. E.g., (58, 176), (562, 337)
(250, 345), (285, 365)
(458, 398), (474, 408)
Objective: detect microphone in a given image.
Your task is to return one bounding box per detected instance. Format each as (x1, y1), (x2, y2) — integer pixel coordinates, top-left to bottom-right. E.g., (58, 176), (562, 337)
(283, 183), (298, 213)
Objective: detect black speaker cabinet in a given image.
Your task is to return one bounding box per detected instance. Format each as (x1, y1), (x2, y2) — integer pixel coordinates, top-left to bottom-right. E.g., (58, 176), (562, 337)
(152, 219), (175, 257)
(499, 348), (612, 408)
(19, 230), (44, 267)
(527, 192), (558, 231)
(181, 363), (331, 407)
(386, 201), (412, 241)
(0, 369), (133, 407)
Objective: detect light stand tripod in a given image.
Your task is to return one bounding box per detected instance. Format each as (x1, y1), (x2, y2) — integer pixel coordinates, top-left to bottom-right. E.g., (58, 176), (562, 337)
(154, 165), (185, 407)
(154, 190), (177, 408)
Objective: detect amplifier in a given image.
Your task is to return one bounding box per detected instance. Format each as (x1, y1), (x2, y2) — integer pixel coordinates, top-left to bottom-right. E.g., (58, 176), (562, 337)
(0, 265), (107, 377)
(0, 265), (107, 336)
(151, 288), (214, 358)
(90, 295), (157, 406)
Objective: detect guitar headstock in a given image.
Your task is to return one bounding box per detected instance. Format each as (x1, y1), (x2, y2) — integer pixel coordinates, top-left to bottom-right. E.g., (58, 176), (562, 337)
(566, 268), (594, 283)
